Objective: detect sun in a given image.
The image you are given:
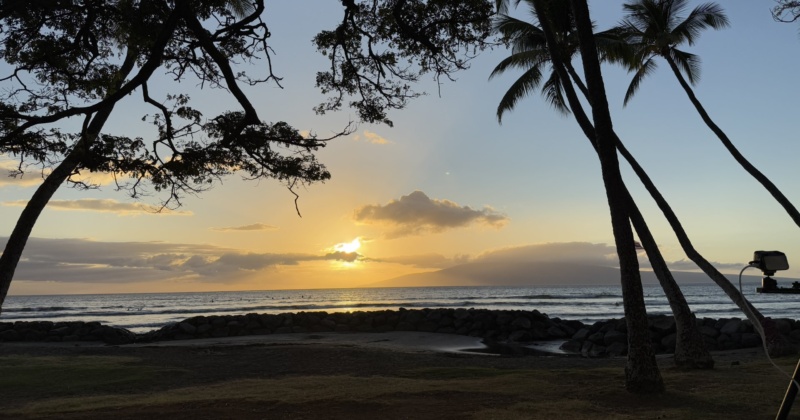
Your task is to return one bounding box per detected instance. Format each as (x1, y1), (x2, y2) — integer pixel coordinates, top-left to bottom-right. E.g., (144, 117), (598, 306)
(334, 238), (361, 254)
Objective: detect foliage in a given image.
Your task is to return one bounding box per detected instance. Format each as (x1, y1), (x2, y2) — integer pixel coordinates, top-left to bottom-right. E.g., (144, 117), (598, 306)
(613, 0), (729, 105)
(313, 0), (495, 127)
(0, 0), (342, 210)
(773, 0), (800, 23)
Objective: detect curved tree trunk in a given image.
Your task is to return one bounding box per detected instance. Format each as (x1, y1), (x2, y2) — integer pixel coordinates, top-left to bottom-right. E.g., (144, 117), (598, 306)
(665, 57), (800, 228)
(614, 134), (795, 356)
(0, 148), (85, 311)
(568, 0), (664, 393)
(0, 6), (182, 312)
(626, 197), (713, 368)
(563, 60), (712, 369)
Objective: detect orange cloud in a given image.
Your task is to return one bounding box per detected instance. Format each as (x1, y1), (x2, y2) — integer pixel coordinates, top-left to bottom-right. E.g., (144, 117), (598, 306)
(353, 190), (509, 238)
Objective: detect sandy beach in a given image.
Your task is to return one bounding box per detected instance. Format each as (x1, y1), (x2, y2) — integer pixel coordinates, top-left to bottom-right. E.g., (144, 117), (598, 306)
(1, 331), (798, 419)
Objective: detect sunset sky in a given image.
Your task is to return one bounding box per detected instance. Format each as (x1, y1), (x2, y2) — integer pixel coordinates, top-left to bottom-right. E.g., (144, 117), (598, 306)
(3, 1), (800, 295)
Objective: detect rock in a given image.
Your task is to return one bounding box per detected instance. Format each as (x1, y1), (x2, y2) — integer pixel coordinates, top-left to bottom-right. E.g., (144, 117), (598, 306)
(509, 330), (532, 342)
(454, 308), (470, 320)
(587, 332), (605, 344)
(560, 339), (583, 353)
(741, 333), (762, 348)
(588, 344), (607, 358)
(100, 327), (136, 345)
(581, 341), (593, 358)
(649, 316), (676, 334)
(603, 330), (627, 346)
(511, 317), (531, 329)
(178, 322), (197, 335)
(721, 319), (744, 335)
(572, 328), (591, 341)
(775, 319), (793, 336)
(496, 312), (514, 326)
(606, 342), (627, 357)
(547, 325), (568, 339)
(699, 326), (720, 338)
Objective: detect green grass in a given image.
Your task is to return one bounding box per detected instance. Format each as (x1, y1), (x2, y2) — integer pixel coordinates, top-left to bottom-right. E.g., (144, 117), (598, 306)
(1, 354), (797, 419)
(0, 355), (187, 399)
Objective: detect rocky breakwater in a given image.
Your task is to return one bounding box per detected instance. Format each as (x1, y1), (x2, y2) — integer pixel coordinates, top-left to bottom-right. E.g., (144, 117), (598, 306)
(137, 308), (581, 344)
(3, 310), (800, 358)
(560, 315), (800, 357)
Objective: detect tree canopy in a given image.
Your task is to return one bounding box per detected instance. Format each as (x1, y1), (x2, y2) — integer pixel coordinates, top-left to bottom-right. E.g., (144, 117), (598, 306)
(0, 0), (496, 310)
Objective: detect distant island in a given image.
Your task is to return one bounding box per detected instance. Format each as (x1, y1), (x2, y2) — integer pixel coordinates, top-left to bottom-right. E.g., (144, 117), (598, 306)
(371, 260), (772, 288)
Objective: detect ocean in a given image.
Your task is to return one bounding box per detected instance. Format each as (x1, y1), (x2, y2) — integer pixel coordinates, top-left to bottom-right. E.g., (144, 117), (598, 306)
(2, 283), (798, 334)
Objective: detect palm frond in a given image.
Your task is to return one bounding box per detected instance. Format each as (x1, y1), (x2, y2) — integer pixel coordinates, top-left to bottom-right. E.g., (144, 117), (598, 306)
(669, 48), (701, 84)
(489, 50), (549, 80)
(623, 56), (658, 106)
(496, 66), (544, 123)
(542, 69), (570, 115)
(672, 2), (729, 46)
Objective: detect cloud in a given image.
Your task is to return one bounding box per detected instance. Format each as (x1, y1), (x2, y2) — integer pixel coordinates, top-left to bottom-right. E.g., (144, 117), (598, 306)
(2, 199), (192, 216)
(373, 253), (467, 269)
(0, 160), (46, 187)
(6, 237), (363, 284)
(0, 160), (120, 188)
(353, 190), (509, 238)
(211, 223), (277, 232)
(475, 242), (618, 265)
(665, 258), (745, 272)
(353, 130), (391, 145)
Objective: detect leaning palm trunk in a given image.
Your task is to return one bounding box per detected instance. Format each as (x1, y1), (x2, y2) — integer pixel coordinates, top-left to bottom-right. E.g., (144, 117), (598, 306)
(665, 57), (800, 228)
(614, 135), (795, 356)
(560, 60), (712, 368)
(572, 87), (713, 368)
(536, 0), (665, 392)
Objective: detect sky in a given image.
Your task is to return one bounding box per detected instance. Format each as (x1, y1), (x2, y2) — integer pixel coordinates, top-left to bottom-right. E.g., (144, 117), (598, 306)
(2, 1), (800, 295)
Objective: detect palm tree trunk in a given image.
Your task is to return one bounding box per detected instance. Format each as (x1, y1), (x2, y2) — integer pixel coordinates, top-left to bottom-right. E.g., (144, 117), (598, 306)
(665, 57), (800, 228)
(568, 0), (664, 393)
(614, 135), (795, 356)
(563, 59), (713, 369)
(626, 197), (713, 368)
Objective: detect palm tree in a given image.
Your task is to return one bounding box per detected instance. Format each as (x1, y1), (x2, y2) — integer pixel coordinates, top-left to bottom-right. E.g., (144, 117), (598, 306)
(495, 0), (795, 358)
(618, 0), (800, 229)
(491, 0), (712, 370)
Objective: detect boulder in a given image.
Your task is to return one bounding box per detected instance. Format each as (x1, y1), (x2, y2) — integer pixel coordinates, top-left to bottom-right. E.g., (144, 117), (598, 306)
(741, 333), (762, 348)
(603, 330), (627, 346)
(559, 339), (583, 353)
(720, 319), (744, 335)
(572, 328), (591, 341)
(511, 317), (531, 329)
(606, 342), (627, 357)
(649, 316), (676, 334)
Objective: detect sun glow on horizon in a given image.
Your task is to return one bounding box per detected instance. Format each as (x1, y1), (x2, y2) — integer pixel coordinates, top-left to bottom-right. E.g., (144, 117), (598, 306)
(333, 238), (361, 254)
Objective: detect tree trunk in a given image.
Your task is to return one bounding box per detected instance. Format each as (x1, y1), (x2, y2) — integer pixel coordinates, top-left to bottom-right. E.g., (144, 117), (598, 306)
(0, 7), (180, 312)
(563, 53), (712, 369)
(627, 195), (713, 369)
(0, 149), (84, 311)
(530, 1), (712, 369)
(614, 135), (796, 356)
(665, 57), (800, 228)
(569, 0), (664, 393)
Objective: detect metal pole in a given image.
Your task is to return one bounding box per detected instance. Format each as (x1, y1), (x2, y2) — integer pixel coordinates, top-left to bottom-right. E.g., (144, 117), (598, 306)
(776, 358), (800, 420)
